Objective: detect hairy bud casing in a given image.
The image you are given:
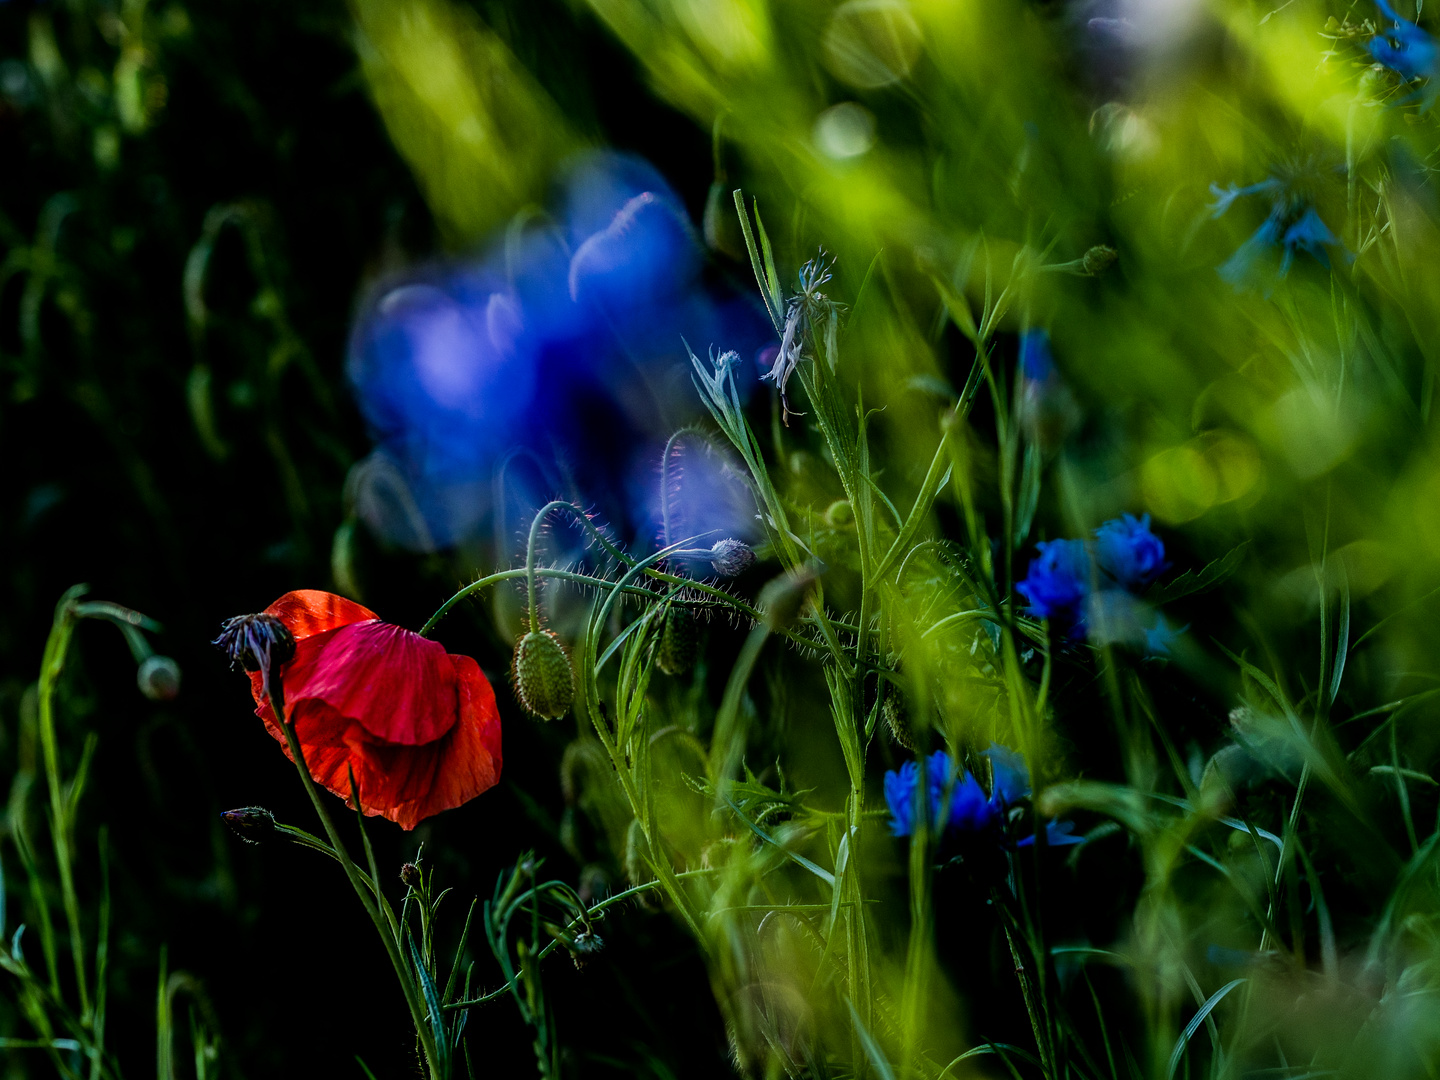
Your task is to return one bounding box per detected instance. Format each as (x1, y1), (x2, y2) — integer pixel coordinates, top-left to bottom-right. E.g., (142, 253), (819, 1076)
(512, 629), (575, 720)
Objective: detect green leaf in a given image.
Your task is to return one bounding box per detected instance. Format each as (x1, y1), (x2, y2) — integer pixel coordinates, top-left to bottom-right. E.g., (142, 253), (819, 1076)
(409, 932), (452, 1076)
(846, 999), (897, 1080)
(1147, 541), (1249, 605)
(1166, 978), (1245, 1079)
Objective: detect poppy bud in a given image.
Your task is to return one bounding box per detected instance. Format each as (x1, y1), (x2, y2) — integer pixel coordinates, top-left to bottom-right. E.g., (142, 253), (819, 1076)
(882, 685), (919, 751)
(221, 806), (275, 844)
(758, 569), (818, 632)
(512, 629), (575, 720)
(658, 604), (698, 676)
(824, 500), (853, 527)
(400, 862), (422, 889)
(709, 539), (756, 578)
(137, 655), (181, 701)
(569, 930), (605, 969)
(212, 613), (296, 678)
(1080, 245), (1118, 276)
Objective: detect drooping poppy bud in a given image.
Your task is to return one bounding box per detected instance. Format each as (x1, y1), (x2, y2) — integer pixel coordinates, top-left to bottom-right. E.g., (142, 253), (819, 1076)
(222, 590), (502, 831)
(708, 539), (756, 578)
(137, 655), (182, 701)
(657, 604), (698, 676)
(569, 930), (605, 969)
(221, 806), (276, 844)
(512, 629), (575, 720)
(881, 684), (918, 751)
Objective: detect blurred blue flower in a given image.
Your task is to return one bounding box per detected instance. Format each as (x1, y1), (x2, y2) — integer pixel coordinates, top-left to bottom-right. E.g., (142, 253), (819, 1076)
(1370, 0), (1438, 85)
(983, 743), (1030, 806)
(1018, 819), (1086, 847)
(1019, 329), (1056, 382)
(346, 151), (769, 551)
(1211, 174), (1343, 286)
(1017, 539), (1091, 621)
(1094, 513), (1168, 589)
(1144, 614), (1187, 657)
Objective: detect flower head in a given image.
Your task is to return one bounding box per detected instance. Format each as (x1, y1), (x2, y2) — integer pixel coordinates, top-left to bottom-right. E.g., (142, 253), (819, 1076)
(222, 590), (502, 830)
(346, 152), (769, 550)
(884, 745), (1082, 848)
(1210, 165), (1344, 286)
(1017, 539), (1091, 622)
(884, 751), (996, 837)
(1370, 0), (1439, 83)
(1094, 513), (1169, 589)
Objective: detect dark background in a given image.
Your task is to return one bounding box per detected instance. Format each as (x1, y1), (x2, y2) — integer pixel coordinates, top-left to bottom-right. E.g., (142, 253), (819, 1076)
(0, 0), (732, 1075)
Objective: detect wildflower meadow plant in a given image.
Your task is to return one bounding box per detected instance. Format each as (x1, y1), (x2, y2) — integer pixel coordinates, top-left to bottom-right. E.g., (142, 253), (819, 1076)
(14, 0), (1440, 1075)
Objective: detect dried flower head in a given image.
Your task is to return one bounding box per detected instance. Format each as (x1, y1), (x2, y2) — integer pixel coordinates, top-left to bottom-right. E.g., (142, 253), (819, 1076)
(213, 613), (296, 678)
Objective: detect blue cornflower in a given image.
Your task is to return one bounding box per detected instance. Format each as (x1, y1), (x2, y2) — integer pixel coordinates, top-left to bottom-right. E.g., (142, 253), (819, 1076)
(884, 751), (995, 837)
(1017, 539), (1091, 622)
(884, 745), (1083, 847)
(1210, 173), (1343, 286)
(1094, 513), (1169, 589)
(1370, 0), (1439, 84)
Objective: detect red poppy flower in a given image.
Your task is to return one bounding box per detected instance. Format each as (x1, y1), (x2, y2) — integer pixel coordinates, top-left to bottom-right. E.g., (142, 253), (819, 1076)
(241, 590), (501, 830)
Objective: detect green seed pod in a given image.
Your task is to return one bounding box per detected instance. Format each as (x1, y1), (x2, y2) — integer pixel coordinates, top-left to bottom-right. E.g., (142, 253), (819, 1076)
(658, 603), (699, 676)
(882, 685), (919, 751)
(512, 629), (575, 720)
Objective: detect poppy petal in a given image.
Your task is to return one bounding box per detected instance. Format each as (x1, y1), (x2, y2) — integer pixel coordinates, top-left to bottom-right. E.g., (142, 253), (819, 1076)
(257, 654), (501, 830)
(265, 590), (379, 641)
(263, 621), (459, 745)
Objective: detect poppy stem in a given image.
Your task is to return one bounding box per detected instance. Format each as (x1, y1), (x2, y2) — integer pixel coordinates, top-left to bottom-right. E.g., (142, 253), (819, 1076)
(263, 677), (445, 1080)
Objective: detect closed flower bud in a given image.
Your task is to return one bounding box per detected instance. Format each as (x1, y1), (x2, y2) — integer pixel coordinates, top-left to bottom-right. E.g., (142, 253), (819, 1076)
(709, 538), (756, 578)
(137, 655), (181, 701)
(658, 604), (699, 676)
(882, 685), (919, 751)
(758, 569), (818, 632)
(569, 930), (605, 969)
(824, 499), (853, 527)
(400, 862), (422, 889)
(512, 629), (575, 720)
(1080, 245), (1118, 276)
(221, 806), (275, 844)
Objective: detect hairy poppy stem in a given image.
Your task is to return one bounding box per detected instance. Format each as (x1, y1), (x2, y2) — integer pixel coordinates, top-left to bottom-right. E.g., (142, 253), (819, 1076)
(263, 675), (444, 1080)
